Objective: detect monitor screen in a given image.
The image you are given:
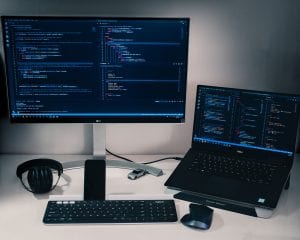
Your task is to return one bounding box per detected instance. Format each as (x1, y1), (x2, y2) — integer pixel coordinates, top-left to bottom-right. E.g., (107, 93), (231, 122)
(193, 85), (300, 156)
(2, 16), (189, 123)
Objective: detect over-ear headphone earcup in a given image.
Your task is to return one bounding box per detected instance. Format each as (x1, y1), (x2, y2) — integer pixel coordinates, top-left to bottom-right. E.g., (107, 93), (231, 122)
(16, 158), (63, 194)
(27, 166), (53, 193)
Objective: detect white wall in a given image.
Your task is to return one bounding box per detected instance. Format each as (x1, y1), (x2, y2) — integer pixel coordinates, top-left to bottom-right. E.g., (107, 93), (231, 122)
(0, 0), (299, 154)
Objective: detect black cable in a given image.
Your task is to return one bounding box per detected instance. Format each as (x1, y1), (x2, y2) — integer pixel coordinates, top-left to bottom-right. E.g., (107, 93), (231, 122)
(105, 148), (183, 165)
(105, 149), (134, 163)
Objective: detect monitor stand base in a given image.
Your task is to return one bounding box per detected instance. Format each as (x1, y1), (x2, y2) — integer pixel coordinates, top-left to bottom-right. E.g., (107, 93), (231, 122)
(62, 123), (164, 176)
(62, 159), (163, 177)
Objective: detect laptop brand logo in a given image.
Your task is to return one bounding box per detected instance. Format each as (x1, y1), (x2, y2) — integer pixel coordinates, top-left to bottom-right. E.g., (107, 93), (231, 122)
(258, 198), (266, 203)
(236, 150), (244, 154)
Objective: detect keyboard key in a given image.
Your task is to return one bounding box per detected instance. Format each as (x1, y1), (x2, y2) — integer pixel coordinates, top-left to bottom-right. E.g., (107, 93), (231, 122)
(187, 152), (278, 185)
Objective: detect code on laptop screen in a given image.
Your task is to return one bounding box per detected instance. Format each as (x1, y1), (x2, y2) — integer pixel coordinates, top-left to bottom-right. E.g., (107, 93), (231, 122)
(193, 85), (300, 156)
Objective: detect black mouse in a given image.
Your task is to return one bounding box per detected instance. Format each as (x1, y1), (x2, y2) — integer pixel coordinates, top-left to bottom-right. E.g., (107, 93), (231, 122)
(181, 203), (213, 230)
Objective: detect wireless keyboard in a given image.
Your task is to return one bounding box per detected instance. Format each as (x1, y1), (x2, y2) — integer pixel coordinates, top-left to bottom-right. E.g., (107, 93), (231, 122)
(43, 199), (178, 224)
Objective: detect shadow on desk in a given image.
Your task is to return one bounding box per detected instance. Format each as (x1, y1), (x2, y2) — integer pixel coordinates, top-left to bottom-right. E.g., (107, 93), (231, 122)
(206, 212), (224, 232)
(272, 161), (300, 218)
(273, 185), (300, 218)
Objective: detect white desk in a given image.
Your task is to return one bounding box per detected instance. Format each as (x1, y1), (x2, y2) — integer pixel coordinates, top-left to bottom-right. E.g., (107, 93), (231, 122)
(1, 154), (300, 240)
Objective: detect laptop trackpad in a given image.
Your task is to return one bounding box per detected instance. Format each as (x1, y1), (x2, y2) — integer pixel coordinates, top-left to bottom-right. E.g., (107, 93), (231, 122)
(206, 176), (241, 197)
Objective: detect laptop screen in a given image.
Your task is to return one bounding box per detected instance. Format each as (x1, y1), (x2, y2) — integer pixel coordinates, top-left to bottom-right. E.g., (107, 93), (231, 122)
(193, 85), (300, 156)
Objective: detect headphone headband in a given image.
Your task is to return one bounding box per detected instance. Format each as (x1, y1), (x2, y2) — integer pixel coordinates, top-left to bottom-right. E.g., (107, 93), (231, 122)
(16, 158), (63, 179)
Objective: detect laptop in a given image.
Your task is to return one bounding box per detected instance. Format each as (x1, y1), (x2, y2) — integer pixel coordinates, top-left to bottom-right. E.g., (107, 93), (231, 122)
(165, 85), (300, 218)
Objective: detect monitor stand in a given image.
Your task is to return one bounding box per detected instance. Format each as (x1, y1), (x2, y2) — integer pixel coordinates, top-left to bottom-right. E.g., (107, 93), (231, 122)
(62, 124), (163, 177)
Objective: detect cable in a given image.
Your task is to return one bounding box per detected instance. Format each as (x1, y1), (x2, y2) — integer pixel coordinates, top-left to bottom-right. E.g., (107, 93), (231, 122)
(105, 148), (183, 165)
(105, 149), (134, 163)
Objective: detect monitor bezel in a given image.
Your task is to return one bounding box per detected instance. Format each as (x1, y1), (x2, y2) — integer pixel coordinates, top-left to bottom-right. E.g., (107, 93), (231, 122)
(2, 16), (190, 124)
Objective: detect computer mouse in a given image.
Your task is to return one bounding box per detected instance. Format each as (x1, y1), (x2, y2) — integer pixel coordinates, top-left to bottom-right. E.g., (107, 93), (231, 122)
(181, 203), (213, 230)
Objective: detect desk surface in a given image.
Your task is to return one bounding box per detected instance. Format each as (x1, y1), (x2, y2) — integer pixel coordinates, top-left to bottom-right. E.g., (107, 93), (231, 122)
(0, 154), (300, 240)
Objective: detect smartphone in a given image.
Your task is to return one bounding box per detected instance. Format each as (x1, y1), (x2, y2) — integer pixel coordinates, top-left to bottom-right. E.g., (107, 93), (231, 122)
(84, 160), (106, 200)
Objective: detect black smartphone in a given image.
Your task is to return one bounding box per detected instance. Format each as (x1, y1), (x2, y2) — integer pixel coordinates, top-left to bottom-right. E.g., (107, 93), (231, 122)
(84, 160), (106, 200)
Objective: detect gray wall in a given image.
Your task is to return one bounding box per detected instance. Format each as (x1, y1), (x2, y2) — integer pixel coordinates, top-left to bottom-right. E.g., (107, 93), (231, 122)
(0, 0), (299, 155)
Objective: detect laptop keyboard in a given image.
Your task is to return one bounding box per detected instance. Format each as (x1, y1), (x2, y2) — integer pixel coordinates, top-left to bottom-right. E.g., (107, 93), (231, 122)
(187, 152), (278, 185)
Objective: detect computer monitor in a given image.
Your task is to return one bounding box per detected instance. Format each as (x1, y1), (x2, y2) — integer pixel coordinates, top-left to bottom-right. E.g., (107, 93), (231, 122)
(2, 16), (189, 171)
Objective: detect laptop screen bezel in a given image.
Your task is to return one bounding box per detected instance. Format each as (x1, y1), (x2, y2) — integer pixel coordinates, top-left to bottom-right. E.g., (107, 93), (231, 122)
(191, 85), (300, 160)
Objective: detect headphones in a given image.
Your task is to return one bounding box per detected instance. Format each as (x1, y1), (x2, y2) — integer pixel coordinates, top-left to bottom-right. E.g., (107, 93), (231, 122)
(16, 159), (63, 194)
